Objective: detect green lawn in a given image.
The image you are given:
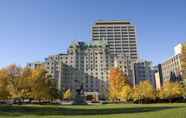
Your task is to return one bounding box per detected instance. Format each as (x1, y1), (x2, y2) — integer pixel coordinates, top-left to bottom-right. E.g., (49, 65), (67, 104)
(0, 103), (186, 118)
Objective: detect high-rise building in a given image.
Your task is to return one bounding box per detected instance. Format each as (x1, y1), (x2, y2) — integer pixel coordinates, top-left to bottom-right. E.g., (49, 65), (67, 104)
(92, 20), (138, 62)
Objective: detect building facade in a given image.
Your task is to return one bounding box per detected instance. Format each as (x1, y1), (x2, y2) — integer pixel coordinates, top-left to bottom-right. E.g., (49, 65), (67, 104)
(44, 41), (131, 99)
(161, 42), (186, 82)
(153, 64), (163, 90)
(26, 61), (44, 69)
(161, 54), (182, 81)
(92, 20), (138, 62)
(133, 60), (155, 86)
(45, 42), (86, 92)
(27, 20), (139, 99)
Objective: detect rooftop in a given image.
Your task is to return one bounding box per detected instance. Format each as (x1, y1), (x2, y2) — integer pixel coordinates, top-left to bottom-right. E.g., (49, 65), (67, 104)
(95, 20), (131, 25)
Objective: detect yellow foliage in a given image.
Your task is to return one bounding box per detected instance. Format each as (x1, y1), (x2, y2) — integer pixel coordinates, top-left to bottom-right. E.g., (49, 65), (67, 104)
(132, 80), (155, 102)
(119, 85), (133, 102)
(31, 67), (56, 100)
(108, 68), (129, 101)
(2, 65), (59, 100)
(181, 44), (186, 80)
(63, 89), (72, 100)
(159, 81), (183, 99)
(0, 69), (10, 99)
(31, 67), (46, 80)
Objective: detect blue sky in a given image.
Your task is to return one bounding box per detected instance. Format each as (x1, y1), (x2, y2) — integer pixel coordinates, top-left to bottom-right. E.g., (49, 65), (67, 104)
(0, 0), (185, 67)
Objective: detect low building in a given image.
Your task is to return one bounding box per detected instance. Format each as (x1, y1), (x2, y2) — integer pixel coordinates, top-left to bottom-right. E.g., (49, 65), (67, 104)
(161, 54), (182, 82)
(161, 42), (186, 82)
(154, 72), (161, 90)
(153, 64), (164, 90)
(133, 60), (155, 87)
(44, 40), (132, 99)
(26, 61), (44, 69)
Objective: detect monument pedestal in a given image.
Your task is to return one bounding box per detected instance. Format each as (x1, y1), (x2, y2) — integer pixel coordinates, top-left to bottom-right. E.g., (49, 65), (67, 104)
(72, 94), (87, 105)
(72, 88), (87, 105)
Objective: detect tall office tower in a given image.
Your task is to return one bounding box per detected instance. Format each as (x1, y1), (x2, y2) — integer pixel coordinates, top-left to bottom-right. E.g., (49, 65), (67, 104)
(92, 20), (138, 62)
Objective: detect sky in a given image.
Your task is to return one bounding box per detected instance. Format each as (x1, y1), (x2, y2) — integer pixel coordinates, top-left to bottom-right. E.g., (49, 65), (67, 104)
(0, 0), (185, 68)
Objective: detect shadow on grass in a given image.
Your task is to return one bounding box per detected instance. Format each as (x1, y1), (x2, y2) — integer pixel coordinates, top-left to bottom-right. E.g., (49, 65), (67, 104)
(0, 105), (183, 116)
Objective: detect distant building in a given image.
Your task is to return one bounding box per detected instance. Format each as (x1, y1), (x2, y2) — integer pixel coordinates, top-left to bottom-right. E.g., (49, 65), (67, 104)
(26, 61), (44, 69)
(113, 54), (133, 83)
(154, 64), (163, 90)
(154, 72), (161, 90)
(133, 60), (155, 87)
(174, 42), (186, 55)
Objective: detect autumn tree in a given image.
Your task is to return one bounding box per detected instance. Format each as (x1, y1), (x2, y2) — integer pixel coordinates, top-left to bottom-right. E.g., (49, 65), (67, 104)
(181, 43), (186, 81)
(108, 68), (129, 101)
(5, 64), (21, 77)
(11, 68), (33, 100)
(31, 67), (59, 100)
(119, 85), (133, 102)
(132, 80), (155, 103)
(0, 69), (10, 99)
(5, 64), (23, 99)
(159, 81), (183, 100)
(0, 64), (60, 102)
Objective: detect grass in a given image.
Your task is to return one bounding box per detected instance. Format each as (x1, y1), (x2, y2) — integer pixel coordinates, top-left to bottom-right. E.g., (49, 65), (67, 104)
(0, 103), (186, 118)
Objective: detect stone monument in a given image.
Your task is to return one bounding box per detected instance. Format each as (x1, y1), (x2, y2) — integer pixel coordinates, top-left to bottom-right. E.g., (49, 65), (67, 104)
(72, 81), (87, 105)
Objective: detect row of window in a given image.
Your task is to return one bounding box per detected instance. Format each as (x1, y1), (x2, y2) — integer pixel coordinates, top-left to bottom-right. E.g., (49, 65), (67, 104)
(93, 31), (135, 34)
(93, 35), (135, 37)
(92, 28), (134, 31)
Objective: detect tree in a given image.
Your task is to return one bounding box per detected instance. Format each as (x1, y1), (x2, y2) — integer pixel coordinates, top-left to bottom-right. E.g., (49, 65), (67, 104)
(181, 44), (186, 80)
(119, 85), (133, 102)
(0, 64), (59, 102)
(159, 81), (183, 100)
(31, 67), (59, 100)
(63, 89), (72, 101)
(5, 65), (23, 99)
(5, 64), (21, 77)
(132, 86), (141, 103)
(31, 68), (51, 100)
(0, 69), (10, 99)
(132, 80), (155, 103)
(108, 68), (129, 101)
(16, 68), (33, 100)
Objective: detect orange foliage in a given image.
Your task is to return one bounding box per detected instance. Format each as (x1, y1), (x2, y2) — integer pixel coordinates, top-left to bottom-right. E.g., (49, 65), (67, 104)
(108, 68), (129, 101)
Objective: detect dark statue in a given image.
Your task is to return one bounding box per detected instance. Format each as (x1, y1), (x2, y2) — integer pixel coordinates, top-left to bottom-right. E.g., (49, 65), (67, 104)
(72, 82), (87, 105)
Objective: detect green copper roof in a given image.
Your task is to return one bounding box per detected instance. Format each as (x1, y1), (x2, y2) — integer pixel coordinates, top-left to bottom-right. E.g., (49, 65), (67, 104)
(69, 40), (108, 49)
